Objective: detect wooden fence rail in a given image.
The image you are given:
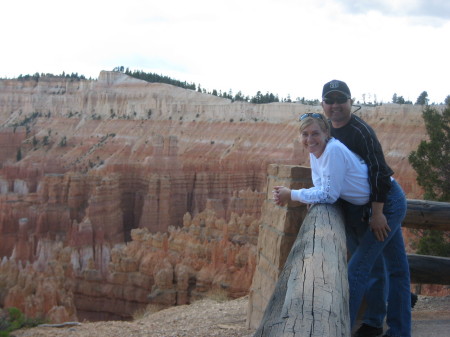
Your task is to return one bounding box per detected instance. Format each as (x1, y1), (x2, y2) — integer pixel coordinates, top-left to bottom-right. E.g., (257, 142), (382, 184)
(408, 253), (450, 284)
(254, 203), (350, 337)
(404, 199), (450, 231)
(404, 198), (450, 284)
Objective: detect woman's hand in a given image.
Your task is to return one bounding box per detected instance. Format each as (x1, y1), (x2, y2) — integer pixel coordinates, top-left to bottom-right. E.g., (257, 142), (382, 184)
(273, 186), (291, 206)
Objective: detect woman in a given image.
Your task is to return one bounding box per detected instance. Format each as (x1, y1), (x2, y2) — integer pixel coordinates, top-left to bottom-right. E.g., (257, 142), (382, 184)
(273, 112), (370, 207)
(274, 113), (411, 337)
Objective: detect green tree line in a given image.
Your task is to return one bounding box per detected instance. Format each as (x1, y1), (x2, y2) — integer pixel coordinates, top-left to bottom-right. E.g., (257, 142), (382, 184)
(117, 66), (196, 90)
(113, 66), (283, 104)
(14, 72), (87, 81)
(3, 68), (449, 105)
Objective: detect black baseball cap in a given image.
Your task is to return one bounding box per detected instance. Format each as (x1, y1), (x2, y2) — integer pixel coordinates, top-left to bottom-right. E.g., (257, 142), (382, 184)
(322, 80), (351, 99)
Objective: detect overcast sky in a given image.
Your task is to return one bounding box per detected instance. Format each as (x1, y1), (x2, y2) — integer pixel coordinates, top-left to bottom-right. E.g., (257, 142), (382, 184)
(2, 0), (449, 103)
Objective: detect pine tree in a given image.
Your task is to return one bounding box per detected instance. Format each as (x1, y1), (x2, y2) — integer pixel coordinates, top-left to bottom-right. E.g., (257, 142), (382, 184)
(415, 91), (429, 105)
(392, 93), (398, 103)
(409, 104), (450, 201)
(408, 103), (450, 256)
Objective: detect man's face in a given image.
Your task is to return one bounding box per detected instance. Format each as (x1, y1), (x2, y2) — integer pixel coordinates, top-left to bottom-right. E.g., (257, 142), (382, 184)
(321, 92), (352, 127)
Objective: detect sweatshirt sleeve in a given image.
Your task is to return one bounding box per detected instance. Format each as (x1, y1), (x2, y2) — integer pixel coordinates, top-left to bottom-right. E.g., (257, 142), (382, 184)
(291, 142), (346, 204)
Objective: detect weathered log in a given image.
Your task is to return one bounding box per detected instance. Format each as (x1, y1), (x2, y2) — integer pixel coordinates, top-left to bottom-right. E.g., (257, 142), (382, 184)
(404, 199), (450, 231)
(254, 204), (350, 337)
(408, 253), (450, 284)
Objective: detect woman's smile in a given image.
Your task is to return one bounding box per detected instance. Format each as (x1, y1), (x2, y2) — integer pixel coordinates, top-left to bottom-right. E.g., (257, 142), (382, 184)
(301, 121), (328, 158)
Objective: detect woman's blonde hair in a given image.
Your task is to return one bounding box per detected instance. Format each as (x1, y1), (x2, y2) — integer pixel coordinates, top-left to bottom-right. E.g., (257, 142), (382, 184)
(299, 113), (330, 136)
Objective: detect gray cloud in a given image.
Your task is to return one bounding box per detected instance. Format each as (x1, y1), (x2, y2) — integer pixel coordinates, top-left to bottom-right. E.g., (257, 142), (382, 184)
(416, 0), (450, 19)
(335, 0), (450, 21)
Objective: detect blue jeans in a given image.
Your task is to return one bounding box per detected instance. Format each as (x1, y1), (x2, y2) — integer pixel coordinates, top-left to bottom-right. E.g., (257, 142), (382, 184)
(346, 180), (411, 337)
(344, 202), (387, 330)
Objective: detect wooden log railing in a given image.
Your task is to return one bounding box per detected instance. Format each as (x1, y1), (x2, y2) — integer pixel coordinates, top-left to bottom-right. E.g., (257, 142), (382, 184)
(247, 164), (450, 332)
(404, 199), (450, 231)
(408, 254), (450, 284)
(254, 203), (350, 337)
(404, 199), (450, 284)
(252, 199), (450, 336)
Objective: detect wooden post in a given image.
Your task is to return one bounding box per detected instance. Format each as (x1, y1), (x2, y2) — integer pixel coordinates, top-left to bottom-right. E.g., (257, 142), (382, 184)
(254, 203), (350, 337)
(247, 164), (312, 329)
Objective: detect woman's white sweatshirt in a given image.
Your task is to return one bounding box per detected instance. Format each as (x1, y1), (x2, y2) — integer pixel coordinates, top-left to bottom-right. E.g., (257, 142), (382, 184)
(291, 138), (370, 205)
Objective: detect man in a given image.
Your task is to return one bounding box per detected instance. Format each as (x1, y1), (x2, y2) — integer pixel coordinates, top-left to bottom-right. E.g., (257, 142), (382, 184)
(321, 80), (411, 337)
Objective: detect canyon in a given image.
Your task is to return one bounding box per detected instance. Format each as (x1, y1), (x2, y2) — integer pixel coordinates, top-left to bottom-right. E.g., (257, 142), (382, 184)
(0, 71), (437, 323)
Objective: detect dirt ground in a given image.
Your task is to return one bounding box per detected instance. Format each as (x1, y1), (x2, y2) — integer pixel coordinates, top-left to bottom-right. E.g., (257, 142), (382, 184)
(409, 295), (450, 337)
(12, 295), (450, 337)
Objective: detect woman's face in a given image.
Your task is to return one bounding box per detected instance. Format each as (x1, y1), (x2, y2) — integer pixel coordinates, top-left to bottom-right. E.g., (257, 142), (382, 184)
(301, 120), (328, 158)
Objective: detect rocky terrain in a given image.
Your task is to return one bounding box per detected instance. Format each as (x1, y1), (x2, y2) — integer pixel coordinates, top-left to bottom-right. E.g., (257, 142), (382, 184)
(0, 71), (446, 324)
(12, 295), (450, 337)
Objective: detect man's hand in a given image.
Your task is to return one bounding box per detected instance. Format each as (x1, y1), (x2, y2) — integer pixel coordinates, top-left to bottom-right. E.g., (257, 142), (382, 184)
(273, 186), (291, 206)
(370, 202), (391, 241)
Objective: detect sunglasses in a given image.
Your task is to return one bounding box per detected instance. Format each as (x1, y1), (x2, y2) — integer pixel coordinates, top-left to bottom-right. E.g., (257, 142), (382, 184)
(299, 113), (325, 121)
(323, 96), (348, 105)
